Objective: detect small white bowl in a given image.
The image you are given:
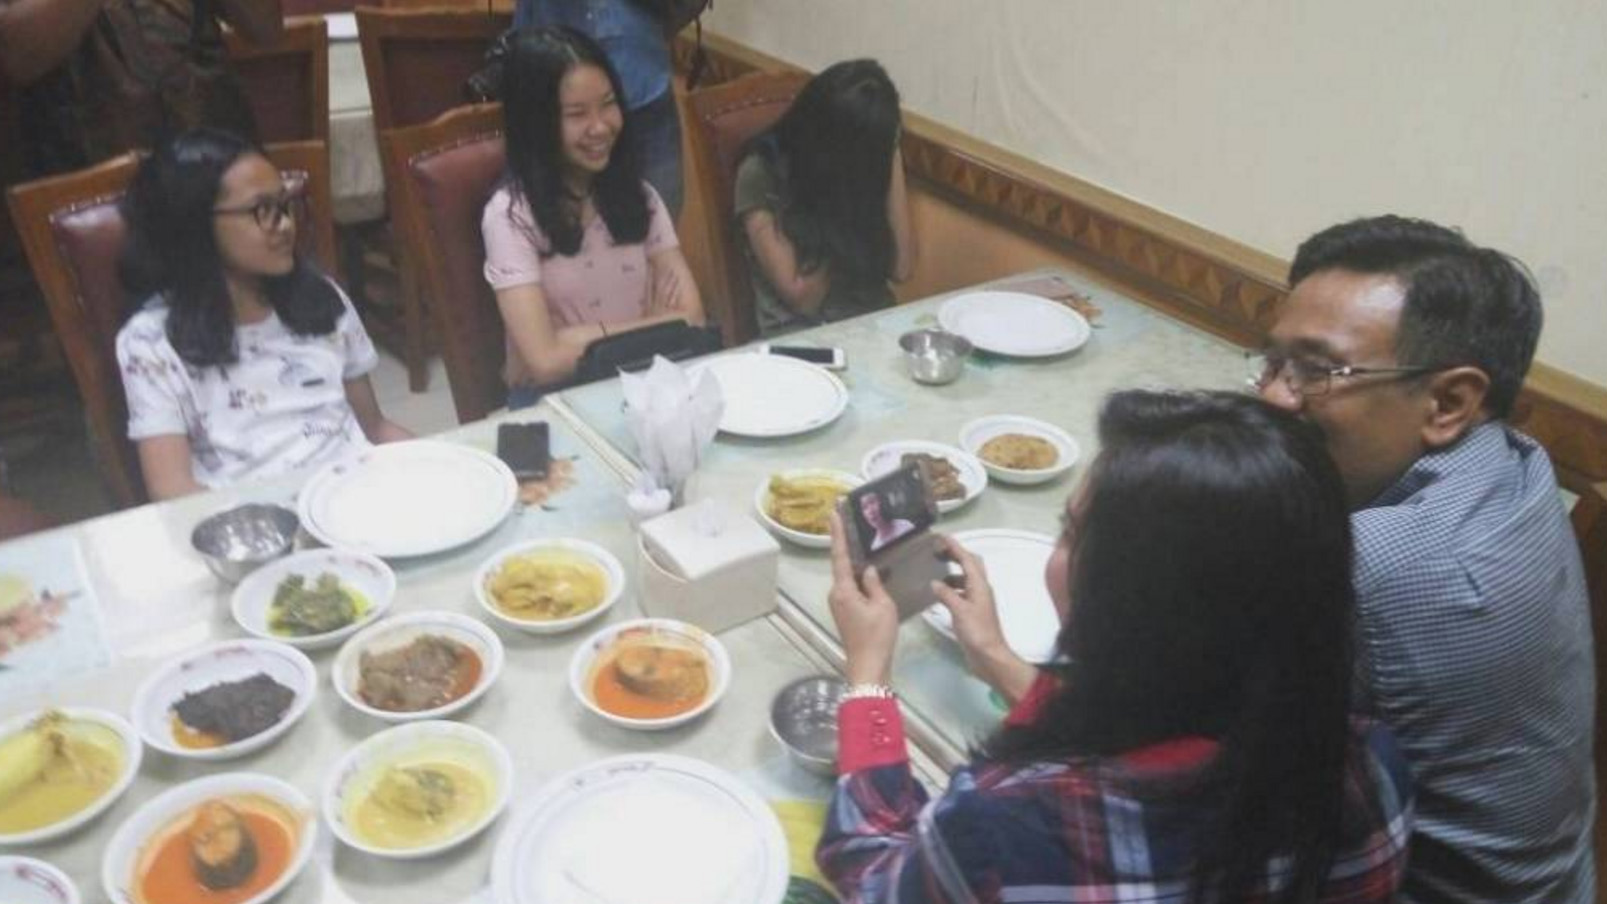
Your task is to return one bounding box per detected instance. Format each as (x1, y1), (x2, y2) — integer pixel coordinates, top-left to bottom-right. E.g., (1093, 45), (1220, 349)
(323, 720), (513, 860)
(333, 611), (503, 722)
(231, 549), (396, 650)
(473, 538), (624, 635)
(860, 440), (988, 514)
(101, 772), (316, 904)
(0, 856), (79, 904)
(130, 639), (316, 762)
(959, 415), (1081, 485)
(0, 708), (142, 846)
(753, 469), (862, 549)
(569, 618), (731, 731)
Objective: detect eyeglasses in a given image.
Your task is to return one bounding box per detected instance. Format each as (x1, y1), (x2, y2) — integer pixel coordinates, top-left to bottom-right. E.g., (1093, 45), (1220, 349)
(212, 176), (306, 231)
(1245, 351), (1446, 397)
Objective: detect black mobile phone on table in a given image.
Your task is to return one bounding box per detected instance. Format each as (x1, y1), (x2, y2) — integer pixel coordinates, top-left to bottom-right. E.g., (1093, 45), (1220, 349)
(760, 343), (847, 371)
(838, 462), (947, 621)
(497, 422), (550, 481)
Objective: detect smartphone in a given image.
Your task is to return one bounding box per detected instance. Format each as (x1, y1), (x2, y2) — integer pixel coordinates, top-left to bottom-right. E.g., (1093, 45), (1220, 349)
(496, 422), (550, 481)
(838, 462), (948, 621)
(759, 343), (846, 371)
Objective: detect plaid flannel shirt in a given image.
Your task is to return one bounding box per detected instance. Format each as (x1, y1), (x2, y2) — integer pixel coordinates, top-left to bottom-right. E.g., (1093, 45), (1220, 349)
(818, 676), (1413, 904)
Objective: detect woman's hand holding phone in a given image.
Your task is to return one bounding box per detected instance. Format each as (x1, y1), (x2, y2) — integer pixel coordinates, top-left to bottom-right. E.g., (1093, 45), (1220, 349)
(827, 511), (899, 686)
(932, 535), (1040, 706)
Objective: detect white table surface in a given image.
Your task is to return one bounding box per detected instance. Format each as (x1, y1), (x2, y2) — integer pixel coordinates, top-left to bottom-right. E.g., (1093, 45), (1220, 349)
(0, 399), (865, 903)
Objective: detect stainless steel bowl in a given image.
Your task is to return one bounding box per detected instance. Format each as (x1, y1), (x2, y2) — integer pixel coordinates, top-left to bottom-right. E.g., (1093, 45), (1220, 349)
(899, 329), (973, 385)
(768, 675), (847, 776)
(190, 503), (300, 584)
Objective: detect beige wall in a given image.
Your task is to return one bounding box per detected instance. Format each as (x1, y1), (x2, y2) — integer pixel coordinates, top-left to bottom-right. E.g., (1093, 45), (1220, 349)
(702, 0), (1607, 387)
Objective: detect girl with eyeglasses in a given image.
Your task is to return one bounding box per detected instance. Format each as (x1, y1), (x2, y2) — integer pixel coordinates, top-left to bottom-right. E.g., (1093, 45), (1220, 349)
(116, 127), (411, 500)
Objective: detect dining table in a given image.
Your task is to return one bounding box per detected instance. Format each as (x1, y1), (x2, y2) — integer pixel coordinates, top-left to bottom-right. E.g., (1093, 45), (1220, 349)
(0, 266), (1252, 902)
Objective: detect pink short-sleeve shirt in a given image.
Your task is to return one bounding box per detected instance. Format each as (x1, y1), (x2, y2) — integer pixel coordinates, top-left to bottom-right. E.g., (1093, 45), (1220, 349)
(481, 181), (678, 385)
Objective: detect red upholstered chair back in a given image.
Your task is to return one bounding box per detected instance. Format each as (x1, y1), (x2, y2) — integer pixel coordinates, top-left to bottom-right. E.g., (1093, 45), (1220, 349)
(224, 16), (330, 144)
(685, 72), (808, 346)
(6, 143), (340, 508)
(385, 104), (507, 424)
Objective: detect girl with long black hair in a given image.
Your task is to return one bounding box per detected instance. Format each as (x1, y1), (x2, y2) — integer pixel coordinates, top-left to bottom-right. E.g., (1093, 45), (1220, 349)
(819, 391), (1412, 904)
(737, 58), (917, 336)
(116, 127), (410, 500)
(481, 26), (703, 405)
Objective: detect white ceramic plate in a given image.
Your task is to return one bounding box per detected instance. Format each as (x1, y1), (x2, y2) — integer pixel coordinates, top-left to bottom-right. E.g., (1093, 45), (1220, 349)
(490, 754), (788, 904)
(0, 708), (142, 846)
(298, 441), (517, 558)
(0, 857), (78, 904)
(938, 291), (1091, 358)
(860, 440), (987, 514)
(101, 772), (316, 904)
(923, 529), (1063, 664)
(231, 549), (396, 649)
(474, 538), (625, 635)
(691, 354), (849, 438)
(959, 415), (1081, 485)
(333, 611), (504, 723)
(753, 469), (862, 549)
(323, 720), (513, 860)
(569, 619), (730, 731)
(130, 640), (316, 762)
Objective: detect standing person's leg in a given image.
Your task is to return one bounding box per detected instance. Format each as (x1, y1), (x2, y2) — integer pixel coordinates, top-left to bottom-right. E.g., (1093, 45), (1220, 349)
(631, 89), (683, 220)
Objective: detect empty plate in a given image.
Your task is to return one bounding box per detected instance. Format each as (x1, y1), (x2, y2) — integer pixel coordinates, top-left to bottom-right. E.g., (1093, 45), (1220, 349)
(298, 441), (517, 558)
(924, 529), (1063, 663)
(691, 354), (849, 438)
(938, 291), (1091, 357)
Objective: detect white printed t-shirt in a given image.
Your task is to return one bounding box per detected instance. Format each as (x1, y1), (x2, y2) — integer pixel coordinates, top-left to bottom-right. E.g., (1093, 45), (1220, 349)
(115, 285), (379, 490)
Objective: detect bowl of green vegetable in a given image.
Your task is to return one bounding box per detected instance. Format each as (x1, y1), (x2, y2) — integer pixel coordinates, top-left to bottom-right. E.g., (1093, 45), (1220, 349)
(231, 549), (396, 650)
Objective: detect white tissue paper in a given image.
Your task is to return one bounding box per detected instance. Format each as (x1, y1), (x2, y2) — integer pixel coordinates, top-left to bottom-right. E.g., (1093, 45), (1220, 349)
(621, 356), (724, 508)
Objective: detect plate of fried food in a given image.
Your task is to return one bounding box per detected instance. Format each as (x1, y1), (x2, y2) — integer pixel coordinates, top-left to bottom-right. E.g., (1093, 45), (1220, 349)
(860, 441), (986, 514)
(753, 470), (862, 548)
(475, 539), (624, 635)
(959, 415), (1081, 485)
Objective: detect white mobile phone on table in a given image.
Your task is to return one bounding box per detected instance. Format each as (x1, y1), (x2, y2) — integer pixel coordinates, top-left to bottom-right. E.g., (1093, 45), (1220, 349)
(758, 343), (846, 371)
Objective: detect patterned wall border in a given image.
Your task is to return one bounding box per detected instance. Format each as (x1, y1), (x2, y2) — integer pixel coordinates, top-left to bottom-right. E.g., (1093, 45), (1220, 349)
(674, 32), (1607, 484)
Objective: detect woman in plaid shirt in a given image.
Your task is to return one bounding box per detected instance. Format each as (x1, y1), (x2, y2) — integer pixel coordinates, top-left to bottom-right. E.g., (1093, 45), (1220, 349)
(819, 391), (1414, 904)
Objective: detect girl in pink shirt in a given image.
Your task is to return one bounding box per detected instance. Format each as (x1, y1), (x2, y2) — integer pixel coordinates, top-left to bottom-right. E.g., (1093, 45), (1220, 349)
(481, 26), (703, 406)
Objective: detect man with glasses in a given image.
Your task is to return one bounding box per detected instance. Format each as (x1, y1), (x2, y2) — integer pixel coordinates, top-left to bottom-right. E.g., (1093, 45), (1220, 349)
(1255, 215), (1594, 904)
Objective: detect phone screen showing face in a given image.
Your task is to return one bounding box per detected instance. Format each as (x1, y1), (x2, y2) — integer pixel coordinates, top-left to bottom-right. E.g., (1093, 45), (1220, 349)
(840, 463), (947, 621)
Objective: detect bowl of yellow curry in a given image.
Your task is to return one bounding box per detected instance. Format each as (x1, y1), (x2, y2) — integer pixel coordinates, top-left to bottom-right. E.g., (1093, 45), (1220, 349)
(322, 720), (512, 860)
(0, 708), (142, 845)
(474, 539), (623, 635)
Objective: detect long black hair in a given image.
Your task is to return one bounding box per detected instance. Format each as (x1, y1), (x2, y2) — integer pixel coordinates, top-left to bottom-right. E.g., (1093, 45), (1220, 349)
(499, 26), (649, 257)
(749, 59), (901, 286)
(119, 127), (340, 367)
(982, 390), (1355, 904)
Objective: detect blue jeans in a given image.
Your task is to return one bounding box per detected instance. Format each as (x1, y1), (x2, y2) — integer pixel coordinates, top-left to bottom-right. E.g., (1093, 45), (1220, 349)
(632, 90), (683, 220)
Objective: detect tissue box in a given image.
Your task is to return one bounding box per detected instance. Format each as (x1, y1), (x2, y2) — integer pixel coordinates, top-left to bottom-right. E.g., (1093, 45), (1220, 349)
(637, 503), (779, 634)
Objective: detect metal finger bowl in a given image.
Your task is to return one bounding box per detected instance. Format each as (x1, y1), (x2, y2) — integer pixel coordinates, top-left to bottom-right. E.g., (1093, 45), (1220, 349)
(899, 329), (973, 385)
(190, 503), (300, 584)
(769, 675), (848, 777)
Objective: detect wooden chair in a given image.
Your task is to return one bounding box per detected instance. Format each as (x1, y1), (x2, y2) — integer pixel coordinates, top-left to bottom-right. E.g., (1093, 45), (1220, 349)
(355, 5), (511, 392)
(224, 15), (330, 144)
(684, 72), (807, 346)
(5, 141), (340, 508)
(385, 103), (507, 424)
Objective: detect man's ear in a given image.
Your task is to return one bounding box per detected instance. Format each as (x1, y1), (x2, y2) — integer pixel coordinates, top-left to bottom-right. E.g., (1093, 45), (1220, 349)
(1421, 366), (1490, 449)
